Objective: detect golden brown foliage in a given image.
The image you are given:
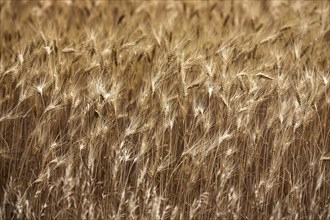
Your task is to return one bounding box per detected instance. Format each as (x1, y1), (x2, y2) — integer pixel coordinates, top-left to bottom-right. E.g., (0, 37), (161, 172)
(1, 1), (330, 219)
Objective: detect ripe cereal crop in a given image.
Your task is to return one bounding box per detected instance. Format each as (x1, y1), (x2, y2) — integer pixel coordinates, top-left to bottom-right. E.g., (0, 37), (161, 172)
(0, 1), (330, 219)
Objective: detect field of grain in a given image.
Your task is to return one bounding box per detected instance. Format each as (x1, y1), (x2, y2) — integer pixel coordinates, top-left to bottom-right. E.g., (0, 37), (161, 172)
(1, 1), (330, 219)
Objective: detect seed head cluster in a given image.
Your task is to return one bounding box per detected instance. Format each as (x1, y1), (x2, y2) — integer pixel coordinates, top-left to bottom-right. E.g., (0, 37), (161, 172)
(0, 1), (329, 219)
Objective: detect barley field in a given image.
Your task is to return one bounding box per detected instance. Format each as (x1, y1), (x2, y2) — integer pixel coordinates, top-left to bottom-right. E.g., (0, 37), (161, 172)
(0, 1), (330, 219)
